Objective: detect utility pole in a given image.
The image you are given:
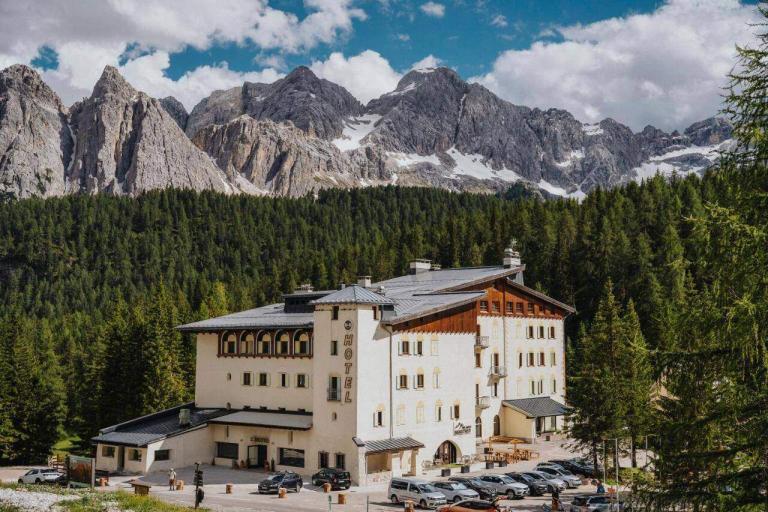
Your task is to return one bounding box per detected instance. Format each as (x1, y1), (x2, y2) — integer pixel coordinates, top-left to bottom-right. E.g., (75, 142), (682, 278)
(615, 438), (620, 511)
(193, 462), (204, 509)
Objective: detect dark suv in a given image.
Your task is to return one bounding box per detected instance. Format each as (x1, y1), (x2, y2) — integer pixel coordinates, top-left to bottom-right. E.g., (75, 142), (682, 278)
(505, 472), (549, 496)
(549, 459), (598, 477)
(311, 468), (351, 490)
(257, 471), (303, 493)
(448, 476), (498, 501)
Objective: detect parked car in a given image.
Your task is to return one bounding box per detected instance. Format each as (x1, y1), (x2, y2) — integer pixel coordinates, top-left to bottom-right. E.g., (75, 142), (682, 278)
(18, 469), (62, 484)
(448, 476), (498, 501)
(535, 464), (582, 488)
(477, 474), (529, 498)
(548, 458), (598, 477)
(257, 471), (303, 493)
(505, 472), (549, 496)
(431, 480), (479, 503)
(570, 494), (627, 511)
(524, 471), (567, 493)
(438, 499), (500, 511)
(388, 478), (448, 509)
(311, 468), (351, 490)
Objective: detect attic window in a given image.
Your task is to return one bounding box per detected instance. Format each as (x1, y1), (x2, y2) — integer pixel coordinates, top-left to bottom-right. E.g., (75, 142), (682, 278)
(332, 306), (339, 320)
(480, 301), (489, 313)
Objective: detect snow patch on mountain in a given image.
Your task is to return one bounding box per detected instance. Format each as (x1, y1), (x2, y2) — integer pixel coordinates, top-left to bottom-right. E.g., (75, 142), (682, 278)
(632, 140), (731, 182)
(555, 149), (585, 168)
(538, 179), (587, 201)
(389, 152), (441, 167)
(447, 147), (522, 182)
(582, 123), (604, 136)
(332, 114), (382, 151)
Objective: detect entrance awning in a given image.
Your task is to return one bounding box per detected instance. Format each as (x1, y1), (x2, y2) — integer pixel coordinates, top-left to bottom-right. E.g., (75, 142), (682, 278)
(209, 410), (313, 430)
(353, 436), (424, 454)
(502, 397), (569, 418)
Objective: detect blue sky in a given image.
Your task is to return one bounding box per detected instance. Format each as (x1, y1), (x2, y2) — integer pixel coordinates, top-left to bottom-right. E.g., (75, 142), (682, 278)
(0, 0), (761, 130)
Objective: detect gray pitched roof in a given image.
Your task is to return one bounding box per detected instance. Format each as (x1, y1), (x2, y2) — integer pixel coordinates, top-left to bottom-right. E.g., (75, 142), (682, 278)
(177, 303), (313, 332)
(208, 410), (313, 430)
(373, 265), (523, 299)
(505, 279), (576, 314)
(310, 285), (395, 305)
(92, 403), (228, 447)
(502, 397), (570, 418)
(387, 292), (486, 323)
(353, 436), (425, 454)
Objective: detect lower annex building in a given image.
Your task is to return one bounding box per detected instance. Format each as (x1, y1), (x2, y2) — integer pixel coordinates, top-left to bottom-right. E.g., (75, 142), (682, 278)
(93, 246), (574, 484)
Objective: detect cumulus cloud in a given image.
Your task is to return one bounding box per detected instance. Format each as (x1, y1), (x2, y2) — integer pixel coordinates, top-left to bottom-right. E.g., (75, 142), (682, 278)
(411, 55), (443, 70)
(490, 14), (508, 28)
(310, 50), (402, 104)
(420, 2), (446, 18)
(0, 0), (363, 106)
(473, 0), (760, 131)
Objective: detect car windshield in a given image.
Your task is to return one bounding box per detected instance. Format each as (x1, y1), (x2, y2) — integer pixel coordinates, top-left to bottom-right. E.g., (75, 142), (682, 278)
(452, 482), (467, 490)
(266, 475), (283, 481)
(498, 475), (514, 484)
(419, 484), (438, 493)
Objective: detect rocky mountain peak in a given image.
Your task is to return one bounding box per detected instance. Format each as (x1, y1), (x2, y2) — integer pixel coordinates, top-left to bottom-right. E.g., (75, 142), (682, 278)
(0, 64), (64, 109)
(159, 96), (189, 131)
(92, 65), (136, 99)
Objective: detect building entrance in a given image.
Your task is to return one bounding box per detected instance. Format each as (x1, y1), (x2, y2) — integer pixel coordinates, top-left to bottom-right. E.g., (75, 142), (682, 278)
(435, 441), (458, 464)
(247, 444), (268, 469)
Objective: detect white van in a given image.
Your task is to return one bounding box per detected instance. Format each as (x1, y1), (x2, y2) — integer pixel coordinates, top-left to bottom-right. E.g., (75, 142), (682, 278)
(388, 477), (448, 509)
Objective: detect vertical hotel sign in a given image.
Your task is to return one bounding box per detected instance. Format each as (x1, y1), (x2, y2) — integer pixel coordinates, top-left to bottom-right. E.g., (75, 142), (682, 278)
(343, 320), (354, 403)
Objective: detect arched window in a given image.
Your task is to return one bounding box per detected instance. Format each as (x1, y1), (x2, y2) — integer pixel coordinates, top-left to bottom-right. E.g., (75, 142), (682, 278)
(240, 332), (255, 355)
(256, 331), (272, 355)
(493, 415), (501, 436)
(475, 417), (483, 438)
(275, 331), (290, 355)
(293, 331), (311, 356)
(222, 332), (237, 355)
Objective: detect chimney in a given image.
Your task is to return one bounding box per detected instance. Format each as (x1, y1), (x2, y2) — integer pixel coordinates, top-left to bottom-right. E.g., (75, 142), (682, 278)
(503, 240), (521, 268)
(358, 276), (372, 288)
(297, 283), (313, 292)
(179, 408), (191, 427)
(409, 259), (432, 275)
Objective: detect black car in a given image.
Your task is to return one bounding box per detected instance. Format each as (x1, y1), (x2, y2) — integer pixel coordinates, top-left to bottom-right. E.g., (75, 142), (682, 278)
(550, 458), (598, 477)
(257, 471), (303, 493)
(448, 476), (498, 501)
(505, 472), (548, 496)
(521, 472), (560, 494)
(311, 468), (351, 490)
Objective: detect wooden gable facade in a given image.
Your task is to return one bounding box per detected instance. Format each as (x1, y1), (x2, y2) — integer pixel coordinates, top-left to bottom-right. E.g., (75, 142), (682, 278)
(392, 278), (571, 334)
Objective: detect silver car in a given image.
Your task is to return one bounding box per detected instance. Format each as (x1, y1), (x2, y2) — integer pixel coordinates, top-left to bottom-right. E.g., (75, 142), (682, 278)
(388, 478), (448, 509)
(529, 471), (567, 492)
(478, 474), (530, 498)
(18, 469), (61, 484)
(430, 480), (479, 503)
(535, 465), (582, 488)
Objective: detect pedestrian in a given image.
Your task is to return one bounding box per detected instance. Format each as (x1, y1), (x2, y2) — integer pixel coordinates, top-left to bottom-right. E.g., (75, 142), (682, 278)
(551, 486), (561, 511)
(168, 468), (176, 491)
(596, 479), (606, 494)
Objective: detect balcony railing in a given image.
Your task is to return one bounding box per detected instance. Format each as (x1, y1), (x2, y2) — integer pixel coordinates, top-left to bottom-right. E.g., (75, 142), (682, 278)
(489, 366), (508, 378)
(327, 388), (341, 401)
(475, 396), (491, 409)
(475, 335), (490, 350)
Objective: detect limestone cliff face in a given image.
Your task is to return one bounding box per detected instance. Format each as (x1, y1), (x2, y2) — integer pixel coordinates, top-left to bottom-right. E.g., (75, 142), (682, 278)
(0, 64), (72, 199)
(67, 66), (232, 195)
(192, 116), (391, 196)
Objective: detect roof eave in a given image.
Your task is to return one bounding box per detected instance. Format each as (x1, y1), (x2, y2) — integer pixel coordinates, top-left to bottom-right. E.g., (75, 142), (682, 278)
(504, 278), (576, 315)
(384, 292), (486, 326)
(175, 321), (314, 333)
(438, 265), (525, 292)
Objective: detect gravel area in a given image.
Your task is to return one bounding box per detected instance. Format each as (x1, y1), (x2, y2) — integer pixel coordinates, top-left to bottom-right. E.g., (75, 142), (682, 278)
(0, 487), (78, 511)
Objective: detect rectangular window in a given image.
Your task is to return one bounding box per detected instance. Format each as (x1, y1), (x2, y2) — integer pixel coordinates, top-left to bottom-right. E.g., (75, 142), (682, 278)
(328, 376), (341, 401)
(528, 352), (535, 367)
(516, 302), (524, 314)
(296, 374), (308, 388)
(416, 340), (423, 355)
(101, 446), (115, 458)
(550, 416), (557, 429)
(538, 326), (545, 339)
(330, 339), (338, 356)
(530, 380), (536, 395)
(527, 326), (534, 339)
(433, 371), (440, 388)
(452, 404), (461, 419)
(257, 337), (271, 355)
(416, 373), (425, 389)
(294, 336), (311, 356)
(373, 306), (378, 320)
(491, 301), (500, 313)
(552, 379), (558, 393)
(539, 352), (545, 366)
(318, 451), (329, 469)
(258, 372), (269, 387)
(217, 442), (238, 460)
(506, 301), (514, 313)
(396, 406), (405, 425)
(430, 339), (439, 355)
(154, 449), (170, 461)
(549, 326), (556, 339)
(335, 453), (346, 470)
(538, 379), (544, 394)
(480, 300), (489, 312)
(374, 410), (384, 427)
(129, 449), (142, 462)
(416, 406), (425, 423)
(518, 353), (523, 368)
(492, 382), (498, 397)
(398, 374), (408, 389)
(475, 352), (481, 368)
(435, 405), (442, 422)
(400, 340), (410, 355)
(332, 306), (339, 320)
(225, 340), (236, 354)
(279, 373), (288, 388)
(279, 448), (305, 468)
(527, 303), (535, 314)
(242, 372), (252, 386)
(550, 352), (556, 366)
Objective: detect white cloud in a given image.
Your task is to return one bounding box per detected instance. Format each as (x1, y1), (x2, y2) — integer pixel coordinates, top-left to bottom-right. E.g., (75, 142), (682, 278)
(473, 0), (760, 131)
(420, 2), (446, 18)
(491, 14), (508, 28)
(310, 50), (402, 104)
(0, 0), (364, 106)
(411, 55), (443, 70)
(396, 33), (411, 42)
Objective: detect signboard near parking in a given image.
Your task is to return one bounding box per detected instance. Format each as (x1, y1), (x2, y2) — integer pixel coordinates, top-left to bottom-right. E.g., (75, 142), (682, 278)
(67, 455), (95, 488)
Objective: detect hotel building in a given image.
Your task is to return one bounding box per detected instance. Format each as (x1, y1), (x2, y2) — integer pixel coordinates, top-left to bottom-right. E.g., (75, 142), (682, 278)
(92, 246), (574, 484)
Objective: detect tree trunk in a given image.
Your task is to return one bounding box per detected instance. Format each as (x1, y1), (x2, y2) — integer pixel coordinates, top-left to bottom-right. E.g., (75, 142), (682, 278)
(631, 437), (637, 468)
(592, 439), (599, 475)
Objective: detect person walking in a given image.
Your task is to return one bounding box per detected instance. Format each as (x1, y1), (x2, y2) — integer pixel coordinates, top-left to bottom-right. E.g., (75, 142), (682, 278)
(551, 487), (561, 511)
(596, 479), (606, 494)
(168, 468), (177, 491)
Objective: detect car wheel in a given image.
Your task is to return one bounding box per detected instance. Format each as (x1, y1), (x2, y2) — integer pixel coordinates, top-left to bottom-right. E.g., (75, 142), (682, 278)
(419, 499), (427, 509)
(453, 496), (462, 503)
(312, 479), (318, 486)
(390, 494), (399, 504)
(18, 479), (23, 484)
(35, 479), (41, 484)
